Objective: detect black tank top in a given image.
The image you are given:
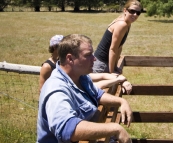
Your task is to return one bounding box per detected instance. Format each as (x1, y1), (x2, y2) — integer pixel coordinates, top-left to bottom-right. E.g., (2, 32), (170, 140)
(94, 21), (130, 63)
(42, 60), (56, 70)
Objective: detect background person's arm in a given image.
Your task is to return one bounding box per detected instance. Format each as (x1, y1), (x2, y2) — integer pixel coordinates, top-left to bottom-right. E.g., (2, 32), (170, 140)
(122, 81), (132, 95)
(89, 73), (132, 94)
(109, 21), (128, 73)
(89, 73), (120, 82)
(93, 75), (126, 89)
(39, 63), (52, 92)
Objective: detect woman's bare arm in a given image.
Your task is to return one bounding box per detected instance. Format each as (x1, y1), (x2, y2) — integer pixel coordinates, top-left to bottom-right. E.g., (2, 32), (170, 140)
(93, 75), (126, 89)
(109, 21), (128, 73)
(89, 73), (119, 82)
(39, 63), (52, 92)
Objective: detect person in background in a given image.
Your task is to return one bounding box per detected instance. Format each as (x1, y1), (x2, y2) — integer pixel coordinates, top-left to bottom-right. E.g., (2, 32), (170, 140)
(39, 35), (63, 92)
(90, 73), (132, 94)
(37, 34), (132, 143)
(39, 35), (132, 94)
(93, 0), (142, 74)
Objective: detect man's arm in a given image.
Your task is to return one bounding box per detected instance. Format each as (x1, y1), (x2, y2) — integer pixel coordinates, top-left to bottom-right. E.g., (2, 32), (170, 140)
(99, 92), (133, 127)
(71, 121), (132, 143)
(71, 92), (133, 143)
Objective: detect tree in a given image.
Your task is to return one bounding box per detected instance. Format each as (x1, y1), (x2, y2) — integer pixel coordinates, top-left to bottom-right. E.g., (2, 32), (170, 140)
(81, 0), (104, 11)
(73, 0), (80, 11)
(0, 0), (11, 11)
(141, 0), (173, 17)
(33, 0), (41, 11)
(57, 0), (65, 11)
(23, 0), (41, 12)
(42, 0), (65, 11)
(42, 0), (55, 11)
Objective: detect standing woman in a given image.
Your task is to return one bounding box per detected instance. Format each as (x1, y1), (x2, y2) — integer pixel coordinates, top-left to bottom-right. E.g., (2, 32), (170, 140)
(93, 0), (142, 73)
(39, 35), (63, 92)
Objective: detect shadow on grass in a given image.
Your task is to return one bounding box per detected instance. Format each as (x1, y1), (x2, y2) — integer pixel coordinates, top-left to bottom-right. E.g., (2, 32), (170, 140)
(3, 9), (123, 14)
(148, 19), (173, 23)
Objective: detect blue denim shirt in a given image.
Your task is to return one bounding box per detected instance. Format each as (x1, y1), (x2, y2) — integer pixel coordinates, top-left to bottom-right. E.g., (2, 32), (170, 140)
(37, 63), (105, 143)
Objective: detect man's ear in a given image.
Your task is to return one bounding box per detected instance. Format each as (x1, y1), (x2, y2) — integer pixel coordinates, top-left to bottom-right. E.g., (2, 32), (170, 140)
(66, 54), (74, 63)
(124, 8), (127, 13)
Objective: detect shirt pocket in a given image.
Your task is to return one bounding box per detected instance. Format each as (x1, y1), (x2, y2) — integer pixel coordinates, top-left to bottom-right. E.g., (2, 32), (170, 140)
(79, 102), (92, 112)
(78, 102), (96, 120)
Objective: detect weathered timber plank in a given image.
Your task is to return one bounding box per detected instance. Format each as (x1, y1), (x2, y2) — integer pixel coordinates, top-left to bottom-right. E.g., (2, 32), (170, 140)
(0, 61), (41, 75)
(100, 85), (122, 143)
(132, 112), (173, 122)
(124, 56), (173, 67)
(127, 85), (173, 95)
(83, 139), (173, 143)
(131, 139), (173, 143)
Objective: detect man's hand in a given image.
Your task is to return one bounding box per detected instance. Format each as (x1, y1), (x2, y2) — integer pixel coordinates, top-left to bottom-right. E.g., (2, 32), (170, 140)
(113, 124), (132, 143)
(72, 121), (132, 143)
(120, 99), (133, 127)
(99, 92), (133, 127)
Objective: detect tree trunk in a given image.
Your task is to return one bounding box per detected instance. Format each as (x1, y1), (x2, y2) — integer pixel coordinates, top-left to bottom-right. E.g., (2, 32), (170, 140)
(35, 6), (40, 12)
(48, 6), (51, 11)
(74, 6), (79, 12)
(0, 8), (4, 12)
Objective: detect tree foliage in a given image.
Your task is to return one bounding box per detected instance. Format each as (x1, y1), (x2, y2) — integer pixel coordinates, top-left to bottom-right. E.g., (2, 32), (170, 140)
(1, 0), (173, 17)
(0, 0), (122, 12)
(0, 0), (11, 11)
(141, 0), (173, 17)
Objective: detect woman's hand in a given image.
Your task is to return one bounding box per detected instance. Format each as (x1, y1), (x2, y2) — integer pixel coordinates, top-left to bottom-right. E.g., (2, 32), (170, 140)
(114, 67), (123, 74)
(122, 81), (132, 95)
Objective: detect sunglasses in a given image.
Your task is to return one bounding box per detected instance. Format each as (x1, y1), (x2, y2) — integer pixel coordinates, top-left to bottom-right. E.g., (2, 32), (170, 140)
(127, 9), (141, 16)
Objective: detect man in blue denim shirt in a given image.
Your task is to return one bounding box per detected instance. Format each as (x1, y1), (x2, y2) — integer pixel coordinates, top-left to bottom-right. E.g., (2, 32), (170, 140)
(37, 34), (132, 143)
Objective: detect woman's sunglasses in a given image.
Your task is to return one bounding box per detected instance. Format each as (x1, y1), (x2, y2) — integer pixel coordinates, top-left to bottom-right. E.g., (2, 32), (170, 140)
(127, 9), (141, 16)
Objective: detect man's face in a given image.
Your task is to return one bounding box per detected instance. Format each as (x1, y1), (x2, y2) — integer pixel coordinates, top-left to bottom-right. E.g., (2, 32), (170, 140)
(73, 42), (96, 75)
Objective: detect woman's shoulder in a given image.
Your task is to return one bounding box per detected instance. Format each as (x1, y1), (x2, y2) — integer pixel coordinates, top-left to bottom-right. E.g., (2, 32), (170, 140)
(109, 21), (128, 34)
(109, 17), (128, 30)
(114, 18), (128, 27)
(42, 59), (56, 70)
(41, 62), (52, 71)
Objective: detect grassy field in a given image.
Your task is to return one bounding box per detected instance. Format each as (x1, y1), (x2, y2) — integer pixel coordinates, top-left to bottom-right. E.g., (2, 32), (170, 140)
(0, 11), (173, 142)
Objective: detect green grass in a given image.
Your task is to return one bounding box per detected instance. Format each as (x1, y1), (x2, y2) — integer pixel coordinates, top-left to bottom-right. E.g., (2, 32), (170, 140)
(0, 12), (173, 65)
(0, 11), (173, 142)
(0, 122), (36, 142)
(0, 72), (38, 143)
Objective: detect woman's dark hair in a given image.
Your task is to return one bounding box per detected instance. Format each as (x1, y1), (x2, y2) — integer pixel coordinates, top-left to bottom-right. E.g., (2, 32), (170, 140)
(48, 45), (59, 53)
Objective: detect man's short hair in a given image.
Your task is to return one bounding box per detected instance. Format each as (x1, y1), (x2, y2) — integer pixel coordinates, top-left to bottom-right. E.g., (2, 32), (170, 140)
(58, 34), (92, 64)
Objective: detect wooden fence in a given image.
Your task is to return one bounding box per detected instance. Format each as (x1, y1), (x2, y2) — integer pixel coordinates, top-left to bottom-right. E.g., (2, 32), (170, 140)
(79, 56), (173, 143)
(0, 56), (173, 142)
